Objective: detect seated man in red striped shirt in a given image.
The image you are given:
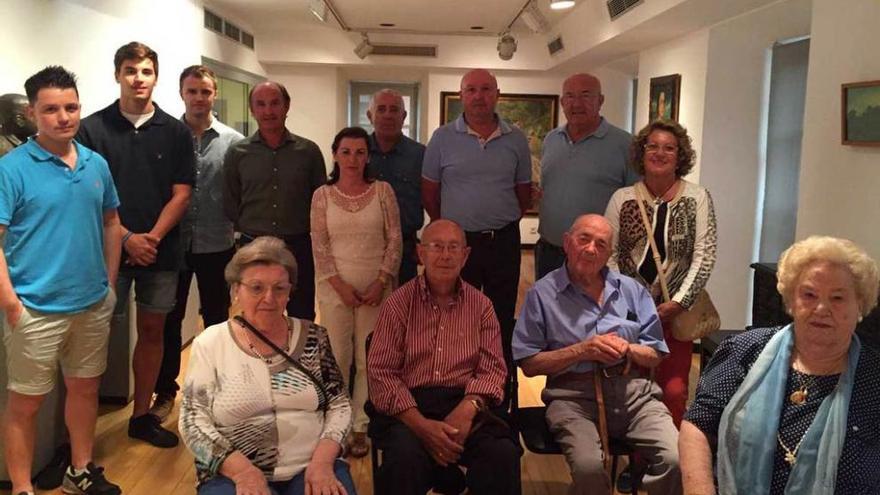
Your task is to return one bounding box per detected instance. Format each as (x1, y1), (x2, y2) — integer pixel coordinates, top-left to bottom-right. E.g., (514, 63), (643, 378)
(367, 219), (521, 494)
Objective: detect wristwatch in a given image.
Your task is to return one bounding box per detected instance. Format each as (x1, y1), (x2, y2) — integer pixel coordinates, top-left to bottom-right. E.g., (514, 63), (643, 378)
(468, 397), (484, 413)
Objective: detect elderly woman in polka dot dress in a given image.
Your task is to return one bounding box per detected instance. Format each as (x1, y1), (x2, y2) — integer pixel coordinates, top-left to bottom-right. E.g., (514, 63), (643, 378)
(679, 236), (880, 495)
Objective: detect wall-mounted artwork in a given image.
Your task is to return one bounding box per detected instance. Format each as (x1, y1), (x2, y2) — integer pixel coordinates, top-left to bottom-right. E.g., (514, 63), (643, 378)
(440, 91), (559, 215)
(841, 80), (880, 146)
(649, 74), (681, 122)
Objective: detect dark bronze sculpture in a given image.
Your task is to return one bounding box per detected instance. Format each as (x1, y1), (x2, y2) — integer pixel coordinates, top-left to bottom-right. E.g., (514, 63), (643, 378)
(0, 93), (36, 157)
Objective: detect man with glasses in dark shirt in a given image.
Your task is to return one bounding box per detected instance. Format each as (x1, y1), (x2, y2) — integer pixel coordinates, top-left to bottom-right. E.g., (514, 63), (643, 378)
(223, 81), (326, 320)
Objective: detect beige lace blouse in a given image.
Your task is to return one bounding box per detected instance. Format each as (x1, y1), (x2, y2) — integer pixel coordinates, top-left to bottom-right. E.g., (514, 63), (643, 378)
(310, 181), (402, 284)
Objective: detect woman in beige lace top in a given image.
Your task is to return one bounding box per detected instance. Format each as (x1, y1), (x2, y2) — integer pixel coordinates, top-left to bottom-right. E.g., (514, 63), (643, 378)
(310, 126), (402, 457)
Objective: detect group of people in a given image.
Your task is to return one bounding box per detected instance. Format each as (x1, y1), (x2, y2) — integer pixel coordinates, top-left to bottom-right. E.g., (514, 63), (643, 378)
(2, 37), (879, 495)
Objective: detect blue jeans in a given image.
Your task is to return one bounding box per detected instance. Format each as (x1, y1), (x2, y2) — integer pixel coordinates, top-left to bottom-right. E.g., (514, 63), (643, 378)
(197, 459), (357, 495)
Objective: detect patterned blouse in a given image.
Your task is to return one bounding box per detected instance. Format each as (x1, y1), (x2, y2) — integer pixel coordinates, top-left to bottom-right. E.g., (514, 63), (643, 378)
(604, 180), (717, 309)
(179, 318), (352, 483)
(310, 180), (402, 284)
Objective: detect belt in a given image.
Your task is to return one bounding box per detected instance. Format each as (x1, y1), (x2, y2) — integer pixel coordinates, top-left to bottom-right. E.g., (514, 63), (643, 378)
(465, 221), (518, 241)
(599, 361), (649, 378)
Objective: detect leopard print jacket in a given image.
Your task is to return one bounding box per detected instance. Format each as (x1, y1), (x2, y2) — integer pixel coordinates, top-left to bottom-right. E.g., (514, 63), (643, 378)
(604, 180), (717, 309)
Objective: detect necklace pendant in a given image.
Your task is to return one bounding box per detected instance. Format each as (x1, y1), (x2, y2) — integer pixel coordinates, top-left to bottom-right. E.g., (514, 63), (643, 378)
(790, 388), (808, 405)
(784, 451), (797, 466)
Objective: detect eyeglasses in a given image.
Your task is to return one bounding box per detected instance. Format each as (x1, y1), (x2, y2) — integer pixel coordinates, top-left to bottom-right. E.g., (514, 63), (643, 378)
(644, 143), (679, 155)
(423, 242), (464, 254)
(239, 281), (292, 298)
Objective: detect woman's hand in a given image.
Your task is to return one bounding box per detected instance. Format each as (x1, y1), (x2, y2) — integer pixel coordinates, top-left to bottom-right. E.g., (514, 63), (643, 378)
(230, 465), (271, 495)
(304, 460), (348, 495)
(657, 301), (685, 326)
(330, 277), (362, 307)
(359, 279), (385, 307)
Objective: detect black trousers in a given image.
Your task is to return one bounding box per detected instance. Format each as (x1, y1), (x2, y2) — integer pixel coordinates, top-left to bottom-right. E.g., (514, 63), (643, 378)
(368, 388), (521, 495)
(238, 232), (316, 321)
(155, 248), (234, 396)
(398, 232), (419, 286)
(462, 221), (520, 369)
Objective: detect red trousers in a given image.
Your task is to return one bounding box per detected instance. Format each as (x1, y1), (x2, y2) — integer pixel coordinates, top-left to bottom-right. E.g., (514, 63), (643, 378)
(654, 323), (692, 428)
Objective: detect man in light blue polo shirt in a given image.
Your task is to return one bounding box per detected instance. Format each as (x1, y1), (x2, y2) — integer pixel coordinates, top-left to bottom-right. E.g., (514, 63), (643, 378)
(512, 214), (679, 495)
(536, 73), (638, 280)
(422, 69), (532, 367)
(0, 66), (122, 495)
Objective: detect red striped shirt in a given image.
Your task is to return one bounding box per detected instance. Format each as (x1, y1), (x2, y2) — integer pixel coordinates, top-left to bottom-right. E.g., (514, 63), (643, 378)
(367, 276), (507, 416)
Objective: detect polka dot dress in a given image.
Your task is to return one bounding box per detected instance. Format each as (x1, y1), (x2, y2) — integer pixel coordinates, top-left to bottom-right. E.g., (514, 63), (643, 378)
(685, 327), (880, 494)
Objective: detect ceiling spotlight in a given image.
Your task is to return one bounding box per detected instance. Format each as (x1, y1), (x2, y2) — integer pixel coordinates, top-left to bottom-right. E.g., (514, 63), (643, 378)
(497, 33), (517, 61)
(550, 0), (576, 10)
(309, 0), (327, 22)
(354, 33), (374, 59)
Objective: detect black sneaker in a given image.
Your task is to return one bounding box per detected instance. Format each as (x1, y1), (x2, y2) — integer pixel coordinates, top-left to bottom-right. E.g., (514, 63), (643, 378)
(61, 462), (121, 495)
(128, 413), (179, 448)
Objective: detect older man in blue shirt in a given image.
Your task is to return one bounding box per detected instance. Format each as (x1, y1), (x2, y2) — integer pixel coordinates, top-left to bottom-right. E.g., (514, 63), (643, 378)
(513, 214), (680, 495)
(367, 89), (425, 285)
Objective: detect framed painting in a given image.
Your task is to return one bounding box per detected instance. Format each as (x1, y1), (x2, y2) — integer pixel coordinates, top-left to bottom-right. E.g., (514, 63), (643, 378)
(439, 91), (559, 215)
(841, 80), (880, 146)
(649, 74), (681, 122)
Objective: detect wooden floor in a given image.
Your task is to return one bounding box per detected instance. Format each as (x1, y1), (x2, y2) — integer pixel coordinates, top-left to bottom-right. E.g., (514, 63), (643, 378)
(5, 251), (699, 494)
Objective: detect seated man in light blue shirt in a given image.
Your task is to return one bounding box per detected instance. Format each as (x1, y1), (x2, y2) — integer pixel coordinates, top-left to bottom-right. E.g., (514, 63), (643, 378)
(512, 214), (680, 495)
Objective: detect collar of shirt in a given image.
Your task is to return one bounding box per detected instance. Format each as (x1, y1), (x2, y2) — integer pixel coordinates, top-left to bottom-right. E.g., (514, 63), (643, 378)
(553, 117), (610, 145)
(416, 275), (465, 307)
(24, 137), (93, 170)
(551, 264), (621, 303)
(454, 114), (512, 140)
(248, 128), (295, 148)
(368, 132), (403, 156)
(108, 99), (171, 129)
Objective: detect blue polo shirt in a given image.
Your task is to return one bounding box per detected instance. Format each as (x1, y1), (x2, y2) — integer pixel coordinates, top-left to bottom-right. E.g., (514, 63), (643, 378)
(369, 133), (425, 236)
(422, 115), (532, 231)
(538, 118), (638, 246)
(0, 138), (120, 313)
(512, 265), (667, 374)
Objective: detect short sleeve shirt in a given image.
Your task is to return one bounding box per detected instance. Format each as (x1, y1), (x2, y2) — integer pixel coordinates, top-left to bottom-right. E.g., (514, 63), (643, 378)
(422, 115), (531, 231)
(78, 101), (195, 271)
(0, 139), (119, 312)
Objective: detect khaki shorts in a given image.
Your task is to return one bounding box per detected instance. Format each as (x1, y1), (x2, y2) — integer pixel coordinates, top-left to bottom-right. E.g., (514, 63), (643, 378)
(2, 290), (116, 395)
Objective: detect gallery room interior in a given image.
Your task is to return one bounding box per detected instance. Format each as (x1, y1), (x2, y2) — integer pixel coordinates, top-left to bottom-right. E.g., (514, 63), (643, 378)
(1, 0), (879, 493)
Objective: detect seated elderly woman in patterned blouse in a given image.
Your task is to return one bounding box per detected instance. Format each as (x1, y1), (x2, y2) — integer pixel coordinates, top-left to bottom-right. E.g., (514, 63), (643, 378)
(180, 236), (355, 495)
(680, 236), (880, 495)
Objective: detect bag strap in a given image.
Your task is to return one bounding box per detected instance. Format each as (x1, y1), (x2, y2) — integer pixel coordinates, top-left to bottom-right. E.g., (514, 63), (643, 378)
(234, 315), (329, 411)
(634, 183), (672, 303)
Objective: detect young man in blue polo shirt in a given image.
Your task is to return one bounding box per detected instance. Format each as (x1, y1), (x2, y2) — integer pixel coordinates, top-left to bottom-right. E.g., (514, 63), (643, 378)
(0, 66), (122, 495)
(78, 42), (195, 449)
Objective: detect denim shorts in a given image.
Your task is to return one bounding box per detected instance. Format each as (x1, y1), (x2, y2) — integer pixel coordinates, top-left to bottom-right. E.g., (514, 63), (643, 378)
(3, 290), (116, 395)
(115, 270), (179, 315)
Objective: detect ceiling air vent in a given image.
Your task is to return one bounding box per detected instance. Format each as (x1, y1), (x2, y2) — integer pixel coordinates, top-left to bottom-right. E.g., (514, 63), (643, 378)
(371, 44), (437, 57)
(607, 0), (643, 20)
(548, 36), (564, 56)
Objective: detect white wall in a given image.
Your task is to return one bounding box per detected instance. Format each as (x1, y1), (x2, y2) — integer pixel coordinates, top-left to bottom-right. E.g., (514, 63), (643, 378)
(699, 0), (811, 328)
(635, 29), (710, 180)
(0, 0), (264, 117)
(796, 0), (880, 259)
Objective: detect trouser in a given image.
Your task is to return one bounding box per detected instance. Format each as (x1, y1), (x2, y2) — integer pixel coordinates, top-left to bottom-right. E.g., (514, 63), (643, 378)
(196, 459), (355, 495)
(399, 232), (419, 285)
(238, 233), (316, 321)
(543, 372), (681, 495)
(654, 322), (693, 428)
(535, 237), (566, 281)
(317, 277), (389, 433)
(155, 248), (234, 396)
(462, 221), (520, 370)
(368, 387), (522, 495)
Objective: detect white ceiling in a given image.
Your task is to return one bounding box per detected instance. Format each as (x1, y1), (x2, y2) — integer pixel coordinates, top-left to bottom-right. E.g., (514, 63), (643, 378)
(206, 0), (576, 35)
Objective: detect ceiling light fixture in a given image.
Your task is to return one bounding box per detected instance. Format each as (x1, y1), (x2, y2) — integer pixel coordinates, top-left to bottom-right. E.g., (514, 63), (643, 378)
(353, 33), (374, 59)
(520, 0), (551, 33)
(550, 0), (576, 10)
(497, 32), (517, 60)
(309, 0), (327, 22)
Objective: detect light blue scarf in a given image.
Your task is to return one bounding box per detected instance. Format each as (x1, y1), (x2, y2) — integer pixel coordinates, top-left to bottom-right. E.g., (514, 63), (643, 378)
(717, 324), (860, 494)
